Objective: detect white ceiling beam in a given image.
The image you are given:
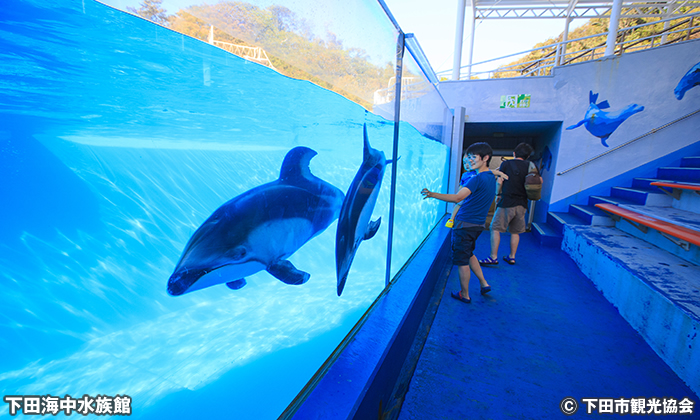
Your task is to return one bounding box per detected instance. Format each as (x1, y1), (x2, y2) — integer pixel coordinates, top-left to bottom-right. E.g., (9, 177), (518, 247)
(473, 0), (700, 19)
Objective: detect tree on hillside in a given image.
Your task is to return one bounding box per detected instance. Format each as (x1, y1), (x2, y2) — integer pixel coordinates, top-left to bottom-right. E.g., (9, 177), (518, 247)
(178, 1), (398, 105)
(127, 0), (171, 26)
(494, 7), (699, 78)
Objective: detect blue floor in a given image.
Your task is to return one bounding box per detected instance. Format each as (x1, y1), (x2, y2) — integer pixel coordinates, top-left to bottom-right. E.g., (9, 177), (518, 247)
(398, 230), (698, 419)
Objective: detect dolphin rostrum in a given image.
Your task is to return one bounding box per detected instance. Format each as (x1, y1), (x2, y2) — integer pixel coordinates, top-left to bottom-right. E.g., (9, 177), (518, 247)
(335, 123), (394, 296)
(675, 61), (700, 100)
(566, 91), (644, 147)
(167, 146), (344, 296)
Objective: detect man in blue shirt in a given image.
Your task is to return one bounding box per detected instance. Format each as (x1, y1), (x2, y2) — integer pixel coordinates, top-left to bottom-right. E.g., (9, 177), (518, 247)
(422, 142), (497, 303)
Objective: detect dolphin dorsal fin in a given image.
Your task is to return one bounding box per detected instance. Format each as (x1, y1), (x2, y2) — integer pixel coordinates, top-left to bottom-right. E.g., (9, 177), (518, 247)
(279, 146), (318, 183)
(589, 91), (598, 104)
(363, 123), (373, 163)
(597, 100), (610, 109)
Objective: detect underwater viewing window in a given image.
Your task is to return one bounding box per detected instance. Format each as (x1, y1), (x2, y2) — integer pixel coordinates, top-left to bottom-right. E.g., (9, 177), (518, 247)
(0, 0), (453, 418)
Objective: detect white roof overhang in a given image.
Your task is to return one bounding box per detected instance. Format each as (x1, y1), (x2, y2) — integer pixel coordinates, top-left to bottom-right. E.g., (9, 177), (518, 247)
(472, 0), (700, 19)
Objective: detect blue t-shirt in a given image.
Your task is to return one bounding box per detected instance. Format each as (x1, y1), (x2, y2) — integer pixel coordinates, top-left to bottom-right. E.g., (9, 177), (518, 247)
(459, 170), (476, 187)
(455, 170), (497, 227)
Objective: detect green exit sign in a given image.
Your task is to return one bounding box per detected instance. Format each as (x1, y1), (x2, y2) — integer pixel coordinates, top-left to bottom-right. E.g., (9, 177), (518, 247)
(500, 94), (531, 108)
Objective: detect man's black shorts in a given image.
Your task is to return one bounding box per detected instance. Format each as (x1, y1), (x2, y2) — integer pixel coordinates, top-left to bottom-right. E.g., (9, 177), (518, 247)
(452, 227), (483, 266)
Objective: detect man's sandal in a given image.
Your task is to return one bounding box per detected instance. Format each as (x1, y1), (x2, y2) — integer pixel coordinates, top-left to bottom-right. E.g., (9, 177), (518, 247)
(479, 257), (498, 265)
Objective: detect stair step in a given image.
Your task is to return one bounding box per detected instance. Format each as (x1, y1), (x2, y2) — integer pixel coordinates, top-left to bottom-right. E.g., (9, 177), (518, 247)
(631, 178), (678, 190)
(531, 222), (561, 247)
(589, 195), (639, 207)
(548, 211), (586, 235)
(680, 156), (700, 168)
(611, 187), (673, 206)
(657, 167), (700, 182)
(603, 206), (700, 266)
(569, 204), (615, 226)
(619, 204), (700, 234)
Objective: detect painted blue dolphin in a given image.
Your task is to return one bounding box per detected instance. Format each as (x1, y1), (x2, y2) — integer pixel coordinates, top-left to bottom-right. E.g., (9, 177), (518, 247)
(566, 91), (644, 147)
(167, 146), (344, 296)
(335, 123), (394, 296)
(675, 61), (700, 100)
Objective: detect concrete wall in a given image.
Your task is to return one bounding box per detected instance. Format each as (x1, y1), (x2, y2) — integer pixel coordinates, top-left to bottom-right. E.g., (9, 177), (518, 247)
(440, 39), (700, 213)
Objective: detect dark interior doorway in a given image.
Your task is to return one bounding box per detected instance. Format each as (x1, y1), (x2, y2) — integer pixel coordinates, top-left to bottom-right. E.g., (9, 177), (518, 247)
(463, 121), (563, 223)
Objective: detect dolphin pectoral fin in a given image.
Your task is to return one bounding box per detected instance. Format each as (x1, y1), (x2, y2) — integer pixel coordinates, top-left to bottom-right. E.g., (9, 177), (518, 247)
(226, 279), (247, 290)
(267, 260), (310, 285)
(364, 218), (382, 240)
(596, 100), (610, 109)
(600, 135), (611, 147)
(386, 156), (401, 165)
(566, 119), (586, 130)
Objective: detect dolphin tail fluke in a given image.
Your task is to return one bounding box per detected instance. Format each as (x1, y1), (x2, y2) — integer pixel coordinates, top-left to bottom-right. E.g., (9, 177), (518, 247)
(268, 260), (310, 285)
(600, 135), (611, 147)
(226, 279), (247, 290)
(364, 218), (382, 240)
(566, 119), (586, 130)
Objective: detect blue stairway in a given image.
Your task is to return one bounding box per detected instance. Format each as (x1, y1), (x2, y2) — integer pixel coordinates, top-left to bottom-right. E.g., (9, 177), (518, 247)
(532, 156), (700, 247)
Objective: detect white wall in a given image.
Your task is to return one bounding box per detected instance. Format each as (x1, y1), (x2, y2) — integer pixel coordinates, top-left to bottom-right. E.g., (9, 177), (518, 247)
(439, 39), (700, 210)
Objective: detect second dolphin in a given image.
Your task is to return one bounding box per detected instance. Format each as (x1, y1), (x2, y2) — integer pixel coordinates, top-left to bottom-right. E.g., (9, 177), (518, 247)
(335, 123), (394, 296)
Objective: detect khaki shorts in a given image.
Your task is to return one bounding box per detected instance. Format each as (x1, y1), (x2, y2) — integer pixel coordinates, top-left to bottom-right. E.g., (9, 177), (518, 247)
(490, 205), (527, 234)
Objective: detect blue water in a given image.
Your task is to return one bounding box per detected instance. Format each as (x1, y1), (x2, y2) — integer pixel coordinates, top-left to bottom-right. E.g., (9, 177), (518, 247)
(0, 1), (449, 418)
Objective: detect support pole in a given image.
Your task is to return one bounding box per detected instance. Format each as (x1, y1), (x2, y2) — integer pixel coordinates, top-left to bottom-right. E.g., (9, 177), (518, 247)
(604, 0), (622, 56)
(466, 2), (476, 79)
(385, 32), (405, 288)
(558, 17), (572, 65)
(452, 0), (467, 80)
(661, 2), (678, 45)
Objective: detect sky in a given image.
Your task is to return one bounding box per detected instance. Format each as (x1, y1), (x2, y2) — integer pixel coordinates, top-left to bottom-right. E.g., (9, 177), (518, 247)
(104, 0), (590, 79)
(382, 0), (590, 78)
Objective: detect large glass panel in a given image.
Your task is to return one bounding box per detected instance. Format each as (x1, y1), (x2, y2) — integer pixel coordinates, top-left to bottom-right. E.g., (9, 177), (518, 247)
(0, 1), (401, 418)
(389, 35), (453, 278)
(104, 0), (399, 110)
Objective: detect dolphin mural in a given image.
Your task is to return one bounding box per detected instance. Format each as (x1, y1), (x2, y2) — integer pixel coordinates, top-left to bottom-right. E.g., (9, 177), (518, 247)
(335, 123), (394, 296)
(566, 91), (644, 147)
(675, 61), (700, 100)
(167, 146), (344, 296)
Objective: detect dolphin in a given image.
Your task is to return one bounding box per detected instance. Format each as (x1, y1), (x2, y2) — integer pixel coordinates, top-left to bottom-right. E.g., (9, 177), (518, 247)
(675, 61), (700, 100)
(335, 123), (394, 296)
(167, 146), (344, 296)
(566, 91), (644, 147)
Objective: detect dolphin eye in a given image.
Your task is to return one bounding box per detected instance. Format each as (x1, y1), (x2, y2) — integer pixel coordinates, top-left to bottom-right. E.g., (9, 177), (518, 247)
(230, 246), (248, 261)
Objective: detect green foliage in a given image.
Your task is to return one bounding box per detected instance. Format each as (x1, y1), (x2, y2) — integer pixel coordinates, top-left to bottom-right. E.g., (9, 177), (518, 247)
(127, 0), (170, 26)
(495, 8), (699, 78)
(166, 1), (398, 108)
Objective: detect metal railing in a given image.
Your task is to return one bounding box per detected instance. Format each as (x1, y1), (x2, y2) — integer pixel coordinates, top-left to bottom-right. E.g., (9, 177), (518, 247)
(373, 76), (431, 105)
(440, 11), (700, 80)
(210, 40), (277, 70)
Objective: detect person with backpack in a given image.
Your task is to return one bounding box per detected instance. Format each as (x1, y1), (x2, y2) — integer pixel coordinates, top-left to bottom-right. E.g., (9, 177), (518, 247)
(479, 143), (537, 266)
